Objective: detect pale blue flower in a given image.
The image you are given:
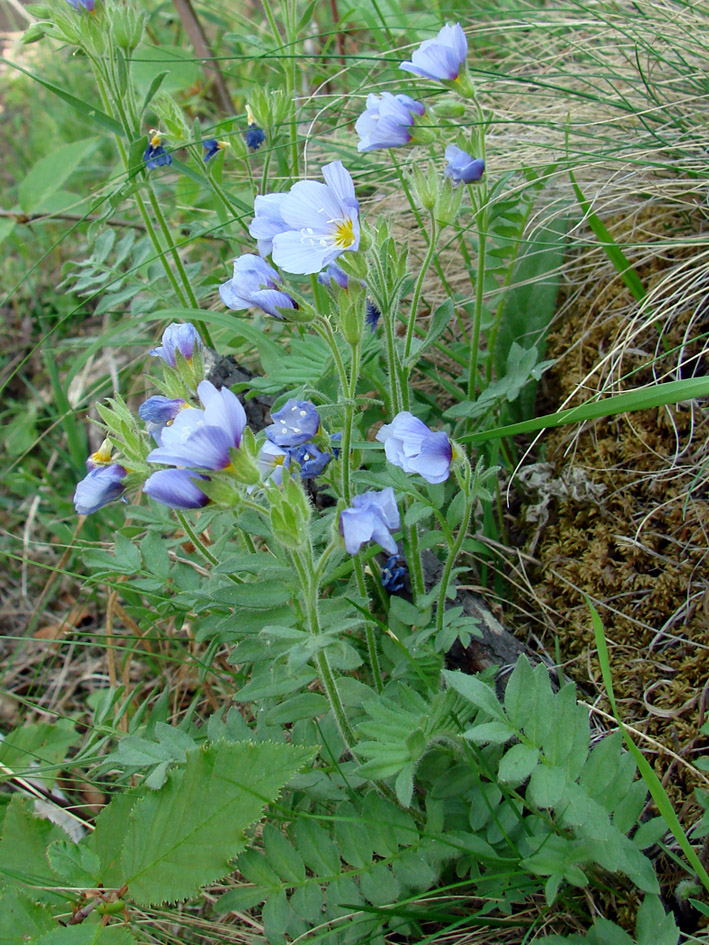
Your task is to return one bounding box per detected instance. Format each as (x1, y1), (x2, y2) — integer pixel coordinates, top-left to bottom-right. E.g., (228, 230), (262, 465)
(269, 162), (360, 275)
(149, 322), (202, 367)
(400, 23), (468, 81)
(355, 93), (425, 152)
(265, 399), (320, 448)
(219, 254), (296, 319)
(147, 380), (247, 470)
(339, 488), (400, 555)
(74, 465), (126, 515)
(376, 411), (452, 483)
(249, 193), (289, 257)
(445, 145), (485, 183)
(144, 469), (209, 509)
(139, 396), (186, 445)
(257, 440), (291, 486)
(318, 263), (349, 289)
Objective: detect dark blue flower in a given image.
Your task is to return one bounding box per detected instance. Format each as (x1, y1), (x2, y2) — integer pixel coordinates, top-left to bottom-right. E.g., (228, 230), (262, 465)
(400, 23), (468, 81)
(143, 131), (172, 170)
(366, 299), (381, 332)
(149, 322), (202, 367)
(219, 254), (296, 319)
(293, 442), (331, 479)
(246, 124), (265, 150)
(330, 432), (342, 458)
(381, 554), (407, 593)
(265, 399), (320, 448)
(376, 411), (452, 484)
(74, 464), (126, 515)
(445, 145), (485, 183)
(318, 263), (349, 290)
(203, 138), (227, 163)
(143, 469), (209, 509)
(355, 92), (425, 152)
(339, 488), (400, 555)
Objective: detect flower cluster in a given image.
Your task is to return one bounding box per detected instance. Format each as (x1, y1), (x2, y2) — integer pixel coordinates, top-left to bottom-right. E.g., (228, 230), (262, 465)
(259, 399), (333, 482)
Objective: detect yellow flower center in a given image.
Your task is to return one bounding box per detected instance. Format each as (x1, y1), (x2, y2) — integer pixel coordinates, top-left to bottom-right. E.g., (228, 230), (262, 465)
(150, 133), (162, 148)
(90, 439), (113, 465)
(334, 218), (356, 249)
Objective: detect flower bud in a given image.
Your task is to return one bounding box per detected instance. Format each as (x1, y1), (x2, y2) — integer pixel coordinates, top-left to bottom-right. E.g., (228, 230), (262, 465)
(111, 5), (145, 51)
(434, 178), (464, 228)
(268, 474), (311, 549)
(411, 164), (438, 211)
(432, 99), (466, 120)
(226, 428), (261, 487)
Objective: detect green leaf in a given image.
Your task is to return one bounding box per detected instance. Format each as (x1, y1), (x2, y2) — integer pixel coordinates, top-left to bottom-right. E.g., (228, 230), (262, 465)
(290, 880), (323, 921)
(462, 720), (514, 744)
(46, 841), (100, 885)
(359, 861), (400, 906)
(636, 894), (679, 945)
(527, 764), (566, 808)
(334, 805), (373, 869)
(263, 824), (306, 885)
(263, 887), (291, 940)
(498, 743), (539, 785)
(460, 377), (709, 445)
(87, 789), (142, 889)
(141, 70), (169, 115)
(121, 742), (315, 905)
(293, 820), (341, 878)
(0, 719), (78, 788)
(0, 887), (54, 944)
(209, 582), (293, 609)
(0, 796), (63, 895)
(19, 138), (99, 213)
(215, 884), (266, 912)
(442, 669), (506, 721)
(0, 218), (16, 247)
(35, 926), (136, 945)
(0, 56), (123, 136)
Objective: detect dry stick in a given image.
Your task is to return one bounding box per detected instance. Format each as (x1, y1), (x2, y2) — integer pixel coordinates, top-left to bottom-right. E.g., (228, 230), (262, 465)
(171, 0), (233, 116)
(26, 518), (85, 637)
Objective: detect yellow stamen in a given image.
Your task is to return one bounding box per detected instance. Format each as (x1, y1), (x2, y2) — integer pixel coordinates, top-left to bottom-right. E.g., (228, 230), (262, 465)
(246, 104), (256, 125)
(150, 130), (162, 148)
(334, 218), (356, 249)
(90, 439), (113, 465)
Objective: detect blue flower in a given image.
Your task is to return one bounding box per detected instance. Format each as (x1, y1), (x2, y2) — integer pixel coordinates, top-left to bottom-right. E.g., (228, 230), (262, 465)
(381, 554), (407, 593)
(258, 162), (360, 275)
(219, 255), (296, 319)
(366, 299), (381, 332)
(249, 193), (289, 257)
(139, 396), (186, 445)
(376, 411), (452, 484)
(143, 131), (172, 170)
(293, 442), (331, 479)
(318, 263), (349, 290)
(147, 380), (247, 471)
(203, 138), (227, 163)
(445, 145), (485, 183)
(339, 488), (400, 555)
(330, 432), (342, 458)
(149, 322), (202, 367)
(265, 399), (320, 448)
(143, 469), (209, 509)
(355, 92), (425, 152)
(400, 23), (468, 81)
(65, 0), (95, 10)
(257, 440), (291, 486)
(246, 124), (265, 150)
(74, 464), (126, 515)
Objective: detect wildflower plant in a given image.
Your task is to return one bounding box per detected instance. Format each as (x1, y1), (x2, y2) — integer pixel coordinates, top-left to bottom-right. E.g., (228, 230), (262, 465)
(5, 5), (703, 945)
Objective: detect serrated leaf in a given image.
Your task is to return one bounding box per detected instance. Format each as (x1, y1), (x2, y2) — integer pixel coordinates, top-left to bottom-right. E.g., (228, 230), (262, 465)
(87, 789), (142, 889)
(47, 840), (100, 885)
(0, 887), (54, 944)
(0, 796), (63, 895)
(498, 743), (539, 785)
(121, 742), (314, 905)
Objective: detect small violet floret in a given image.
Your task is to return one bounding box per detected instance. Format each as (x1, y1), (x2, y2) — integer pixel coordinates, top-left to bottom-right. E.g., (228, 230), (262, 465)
(400, 23), (468, 81)
(139, 396), (186, 445)
(146, 380), (247, 471)
(74, 464), (126, 515)
(143, 131), (172, 170)
(65, 0), (95, 10)
(445, 145), (485, 183)
(381, 554), (407, 594)
(376, 411), (452, 484)
(339, 488), (400, 555)
(265, 399), (320, 448)
(250, 161), (360, 275)
(203, 138), (227, 163)
(143, 469), (209, 510)
(293, 442), (331, 479)
(219, 255), (296, 319)
(149, 322), (202, 367)
(355, 92), (425, 153)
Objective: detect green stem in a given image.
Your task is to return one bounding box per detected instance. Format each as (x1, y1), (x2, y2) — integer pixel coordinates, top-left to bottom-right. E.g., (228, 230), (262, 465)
(467, 205), (488, 402)
(435, 489), (474, 634)
(402, 214), (438, 381)
(405, 511), (426, 602)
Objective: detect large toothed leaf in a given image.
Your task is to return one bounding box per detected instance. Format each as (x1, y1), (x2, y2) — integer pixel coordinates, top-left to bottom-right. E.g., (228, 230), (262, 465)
(121, 741), (315, 906)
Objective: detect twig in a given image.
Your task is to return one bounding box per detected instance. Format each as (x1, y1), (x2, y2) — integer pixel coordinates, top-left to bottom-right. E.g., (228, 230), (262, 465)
(171, 0), (233, 116)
